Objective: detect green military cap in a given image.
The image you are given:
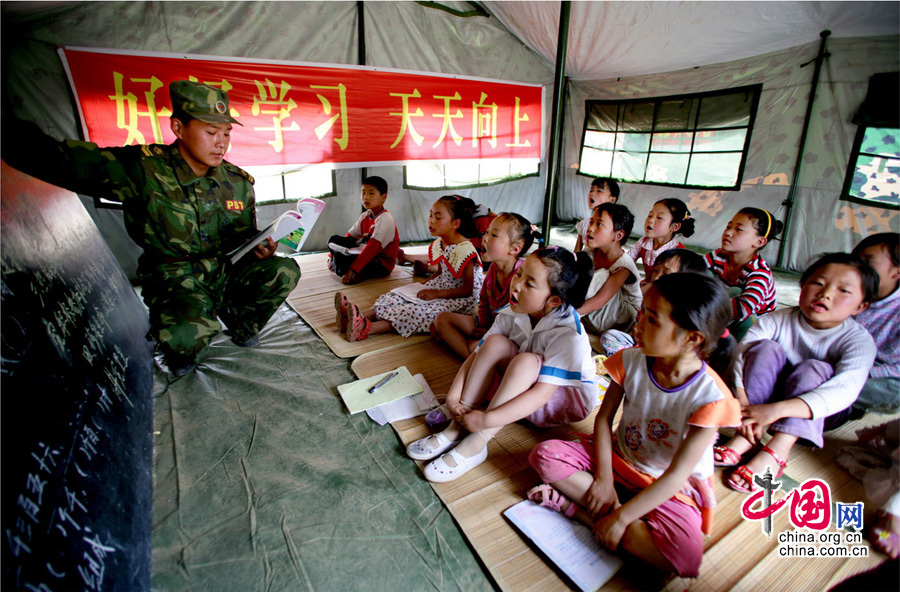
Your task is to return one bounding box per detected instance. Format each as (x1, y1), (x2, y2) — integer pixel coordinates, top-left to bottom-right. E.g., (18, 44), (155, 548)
(169, 80), (242, 126)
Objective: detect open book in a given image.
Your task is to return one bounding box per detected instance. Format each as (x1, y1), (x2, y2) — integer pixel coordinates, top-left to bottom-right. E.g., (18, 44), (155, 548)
(388, 282), (429, 303)
(327, 242), (364, 256)
(228, 197), (326, 263)
(504, 500), (623, 592)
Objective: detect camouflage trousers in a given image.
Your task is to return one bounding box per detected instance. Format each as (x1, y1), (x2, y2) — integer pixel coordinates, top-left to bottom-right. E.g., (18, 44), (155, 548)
(141, 256), (301, 363)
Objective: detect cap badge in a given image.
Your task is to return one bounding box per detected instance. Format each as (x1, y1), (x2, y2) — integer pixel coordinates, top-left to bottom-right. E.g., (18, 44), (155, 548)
(215, 100), (227, 114)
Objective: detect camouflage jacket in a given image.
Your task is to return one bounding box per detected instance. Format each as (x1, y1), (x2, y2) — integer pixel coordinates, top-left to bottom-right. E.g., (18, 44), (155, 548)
(6, 120), (257, 276)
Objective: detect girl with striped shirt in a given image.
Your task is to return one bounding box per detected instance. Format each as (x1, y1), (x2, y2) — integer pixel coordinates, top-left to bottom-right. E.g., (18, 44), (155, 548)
(705, 207), (783, 341)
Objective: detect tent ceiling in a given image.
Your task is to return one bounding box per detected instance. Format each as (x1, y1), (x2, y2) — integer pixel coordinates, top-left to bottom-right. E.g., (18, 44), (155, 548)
(481, 1), (900, 80)
(4, 2), (896, 82)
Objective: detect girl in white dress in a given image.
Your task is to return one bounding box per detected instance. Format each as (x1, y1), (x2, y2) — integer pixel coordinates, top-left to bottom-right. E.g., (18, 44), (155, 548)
(339, 195), (483, 341)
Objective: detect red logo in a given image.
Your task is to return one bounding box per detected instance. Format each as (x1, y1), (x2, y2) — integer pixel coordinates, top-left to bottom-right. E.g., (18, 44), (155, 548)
(742, 477), (832, 535)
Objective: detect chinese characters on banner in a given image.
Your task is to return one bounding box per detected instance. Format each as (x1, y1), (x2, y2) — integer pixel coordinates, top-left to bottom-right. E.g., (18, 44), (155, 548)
(60, 48), (544, 167)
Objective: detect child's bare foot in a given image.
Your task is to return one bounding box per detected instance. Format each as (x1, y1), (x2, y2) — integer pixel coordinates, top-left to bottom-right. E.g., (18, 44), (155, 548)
(870, 511), (900, 559)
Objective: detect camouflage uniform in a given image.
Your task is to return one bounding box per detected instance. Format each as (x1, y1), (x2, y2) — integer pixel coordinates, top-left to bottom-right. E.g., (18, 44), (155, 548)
(5, 119), (301, 367)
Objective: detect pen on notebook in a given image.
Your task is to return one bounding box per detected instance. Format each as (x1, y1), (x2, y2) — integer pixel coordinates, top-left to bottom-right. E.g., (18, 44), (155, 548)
(368, 371), (398, 394)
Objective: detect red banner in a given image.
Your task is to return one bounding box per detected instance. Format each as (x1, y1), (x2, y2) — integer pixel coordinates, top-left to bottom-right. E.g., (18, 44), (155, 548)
(60, 48), (543, 167)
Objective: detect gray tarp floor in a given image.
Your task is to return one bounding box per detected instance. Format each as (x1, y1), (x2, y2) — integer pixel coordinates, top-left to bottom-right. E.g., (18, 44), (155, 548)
(150, 303), (492, 592)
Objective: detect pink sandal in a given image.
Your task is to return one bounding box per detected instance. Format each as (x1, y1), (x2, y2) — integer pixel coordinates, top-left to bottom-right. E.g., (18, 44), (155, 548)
(713, 445), (742, 467)
(727, 445), (787, 494)
(347, 303), (371, 342)
(527, 484), (577, 517)
(335, 291), (350, 333)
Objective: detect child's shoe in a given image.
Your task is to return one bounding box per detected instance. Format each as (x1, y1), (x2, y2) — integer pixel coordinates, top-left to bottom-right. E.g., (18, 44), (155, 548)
(423, 446), (488, 483)
(407, 432), (458, 460)
(335, 291), (350, 333)
(727, 445), (787, 494)
(347, 304), (371, 342)
(713, 444), (743, 467)
(527, 484), (577, 517)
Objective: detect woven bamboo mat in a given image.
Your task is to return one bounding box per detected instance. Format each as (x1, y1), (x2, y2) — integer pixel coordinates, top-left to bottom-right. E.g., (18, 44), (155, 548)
(352, 341), (894, 591)
(288, 251), (417, 296)
(285, 252), (429, 358)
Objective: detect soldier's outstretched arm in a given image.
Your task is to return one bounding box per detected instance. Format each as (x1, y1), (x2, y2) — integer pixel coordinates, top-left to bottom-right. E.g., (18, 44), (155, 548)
(2, 116), (140, 204)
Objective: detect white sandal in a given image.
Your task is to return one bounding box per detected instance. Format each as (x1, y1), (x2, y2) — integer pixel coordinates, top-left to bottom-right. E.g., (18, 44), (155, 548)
(406, 432), (458, 461)
(423, 446), (488, 483)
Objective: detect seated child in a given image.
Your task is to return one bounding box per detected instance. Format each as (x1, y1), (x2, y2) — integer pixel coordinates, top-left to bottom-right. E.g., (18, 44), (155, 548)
(577, 203), (642, 334)
(628, 198), (696, 284)
(327, 175), (399, 285)
(406, 247), (595, 483)
(715, 253), (878, 493)
(705, 207), (783, 341)
(337, 195), (483, 341)
(431, 213), (535, 359)
(527, 273), (740, 578)
(599, 248), (708, 356)
(851, 232), (899, 412)
(470, 202), (498, 256)
(399, 198), (496, 275)
(574, 177), (620, 253)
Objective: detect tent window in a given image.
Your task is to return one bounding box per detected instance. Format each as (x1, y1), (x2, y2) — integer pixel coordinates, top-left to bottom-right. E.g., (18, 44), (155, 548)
(841, 72), (900, 210)
(95, 166), (336, 208)
(404, 160), (540, 190)
(244, 166), (336, 204)
(577, 84), (761, 190)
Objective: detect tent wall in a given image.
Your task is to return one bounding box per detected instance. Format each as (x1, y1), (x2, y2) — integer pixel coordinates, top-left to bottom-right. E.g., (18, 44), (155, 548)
(4, 2), (898, 277)
(1, 1), (554, 279)
(558, 35), (900, 271)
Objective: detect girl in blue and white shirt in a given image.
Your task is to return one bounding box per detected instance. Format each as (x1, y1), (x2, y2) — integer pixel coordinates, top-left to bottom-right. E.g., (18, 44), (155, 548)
(407, 247), (596, 483)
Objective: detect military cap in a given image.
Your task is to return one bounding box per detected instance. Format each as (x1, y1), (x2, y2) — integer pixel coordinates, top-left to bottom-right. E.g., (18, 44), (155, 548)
(169, 80), (242, 125)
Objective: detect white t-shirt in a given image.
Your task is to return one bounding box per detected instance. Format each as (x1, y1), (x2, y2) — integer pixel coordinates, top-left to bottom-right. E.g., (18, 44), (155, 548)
(575, 217), (591, 252)
(732, 307), (876, 418)
(480, 304), (600, 410)
(585, 251), (643, 311)
(607, 348), (741, 480)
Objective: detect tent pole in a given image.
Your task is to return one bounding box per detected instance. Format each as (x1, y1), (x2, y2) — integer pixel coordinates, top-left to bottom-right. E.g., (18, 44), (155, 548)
(541, 1), (571, 247)
(776, 29), (830, 268)
(358, 1), (368, 184)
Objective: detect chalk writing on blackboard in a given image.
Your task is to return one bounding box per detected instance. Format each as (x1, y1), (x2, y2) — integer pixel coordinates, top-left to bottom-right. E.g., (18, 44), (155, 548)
(2, 161), (153, 592)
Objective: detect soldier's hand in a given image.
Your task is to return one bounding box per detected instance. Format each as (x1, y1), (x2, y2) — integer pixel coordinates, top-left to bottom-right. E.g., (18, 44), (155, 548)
(254, 237), (277, 259)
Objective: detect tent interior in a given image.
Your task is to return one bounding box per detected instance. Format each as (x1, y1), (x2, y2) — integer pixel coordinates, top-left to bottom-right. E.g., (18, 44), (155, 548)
(2, 2), (899, 591)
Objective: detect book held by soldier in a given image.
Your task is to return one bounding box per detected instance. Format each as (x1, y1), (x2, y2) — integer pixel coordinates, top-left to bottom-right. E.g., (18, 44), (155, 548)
(229, 197), (325, 262)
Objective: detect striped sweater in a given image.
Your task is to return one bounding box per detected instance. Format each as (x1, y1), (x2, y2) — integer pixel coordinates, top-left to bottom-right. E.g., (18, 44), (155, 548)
(705, 249), (776, 321)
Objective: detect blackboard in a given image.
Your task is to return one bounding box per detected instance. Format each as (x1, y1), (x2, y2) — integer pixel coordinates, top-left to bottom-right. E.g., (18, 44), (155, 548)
(1, 161), (154, 591)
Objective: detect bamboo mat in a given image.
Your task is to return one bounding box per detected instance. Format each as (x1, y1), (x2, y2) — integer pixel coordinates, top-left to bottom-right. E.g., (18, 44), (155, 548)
(352, 341), (894, 592)
(285, 252), (429, 358)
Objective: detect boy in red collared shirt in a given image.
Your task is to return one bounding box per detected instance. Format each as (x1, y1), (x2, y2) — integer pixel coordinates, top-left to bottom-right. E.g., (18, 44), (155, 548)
(327, 176), (400, 284)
